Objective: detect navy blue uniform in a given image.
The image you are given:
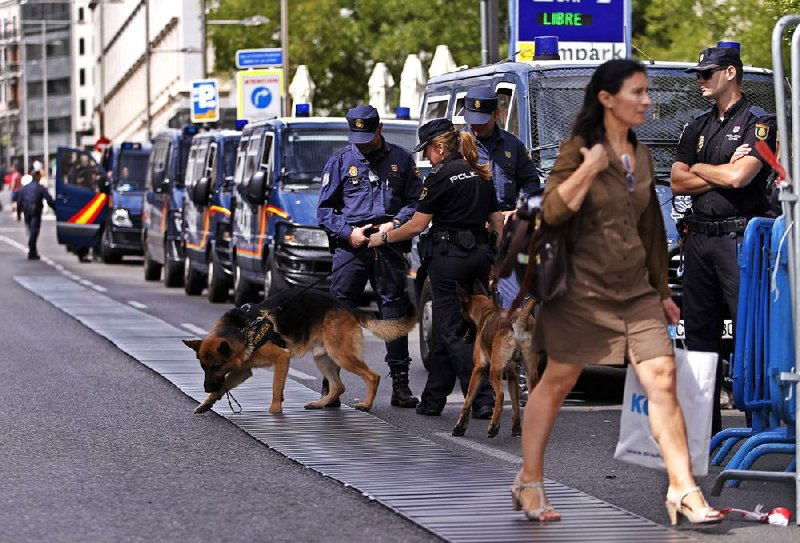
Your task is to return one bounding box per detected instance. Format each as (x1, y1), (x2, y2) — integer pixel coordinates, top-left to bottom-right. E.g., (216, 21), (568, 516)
(317, 137), (422, 369)
(16, 177), (55, 259)
(474, 125), (540, 211)
(415, 152), (499, 413)
(675, 96), (777, 435)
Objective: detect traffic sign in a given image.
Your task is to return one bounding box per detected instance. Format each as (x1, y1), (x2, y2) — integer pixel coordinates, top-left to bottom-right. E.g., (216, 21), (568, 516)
(191, 79), (220, 123)
(236, 69), (283, 121)
(512, 0), (631, 62)
(235, 48), (283, 69)
(95, 136), (111, 154)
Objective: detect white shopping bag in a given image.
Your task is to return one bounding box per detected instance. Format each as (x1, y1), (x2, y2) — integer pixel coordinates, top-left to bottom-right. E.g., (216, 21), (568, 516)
(613, 343), (717, 476)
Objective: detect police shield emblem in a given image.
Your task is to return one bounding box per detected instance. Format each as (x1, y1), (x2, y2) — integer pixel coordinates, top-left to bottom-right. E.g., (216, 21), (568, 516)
(474, 99), (481, 108)
(696, 135), (705, 153)
(419, 187), (428, 201)
(391, 164), (398, 172)
(322, 173), (330, 187)
(348, 165), (358, 177)
(504, 151), (512, 158)
(755, 123), (769, 140)
(355, 119), (364, 129)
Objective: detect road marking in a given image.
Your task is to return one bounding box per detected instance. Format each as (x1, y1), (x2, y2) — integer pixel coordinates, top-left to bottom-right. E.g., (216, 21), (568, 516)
(181, 323), (208, 336)
(79, 279), (93, 287)
(128, 301), (147, 309)
(288, 368), (316, 381)
(434, 432), (522, 464)
(0, 235), (26, 251)
(91, 284), (107, 293)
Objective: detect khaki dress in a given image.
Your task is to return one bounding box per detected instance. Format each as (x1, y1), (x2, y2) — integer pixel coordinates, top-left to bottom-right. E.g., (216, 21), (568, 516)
(533, 136), (674, 365)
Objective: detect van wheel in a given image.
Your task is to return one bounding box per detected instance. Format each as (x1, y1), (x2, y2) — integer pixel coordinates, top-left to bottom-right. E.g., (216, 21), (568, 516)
(100, 228), (122, 264)
(207, 254), (231, 303)
(184, 257), (205, 296)
(164, 242), (184, 288)
(419, 277), (434, 371)
(233, 259), (258, 307)
(263, 261), (277, 298)
(143, 241), (162, 281)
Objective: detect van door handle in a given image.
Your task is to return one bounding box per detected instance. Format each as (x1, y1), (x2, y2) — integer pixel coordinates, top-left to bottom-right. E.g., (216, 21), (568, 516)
(57, 195), (68, 202)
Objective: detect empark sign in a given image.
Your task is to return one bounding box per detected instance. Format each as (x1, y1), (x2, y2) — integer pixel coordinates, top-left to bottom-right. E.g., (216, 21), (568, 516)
(512, 0), (631, 62)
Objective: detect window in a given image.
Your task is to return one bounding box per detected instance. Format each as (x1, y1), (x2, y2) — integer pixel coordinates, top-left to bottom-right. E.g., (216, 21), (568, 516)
(242, 134), (262, 182)
(495, 84), (520, 138)
(78, 8), (84, 22)
(79, 69), (85, 86)
(60, 151), (101, 191)
(205, 142), (217, 181)
(451, 91), (468, 129)
(183, 145), (199, 187)
(48, 117), (70, 134)
(260, 135), (273, 170)
(421, 94), (449, 123)
(79, 38), (85, 56)
(233, 138), (248, 185)
(79, 99), (86, 117)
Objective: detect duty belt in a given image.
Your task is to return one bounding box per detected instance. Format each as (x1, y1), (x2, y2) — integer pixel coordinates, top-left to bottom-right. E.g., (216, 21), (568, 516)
(430, 230), (491, 244)
(686, 216), (749, 235)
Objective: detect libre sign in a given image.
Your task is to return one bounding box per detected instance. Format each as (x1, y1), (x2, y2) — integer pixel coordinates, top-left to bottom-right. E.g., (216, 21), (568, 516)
(512, 0), (631, 62)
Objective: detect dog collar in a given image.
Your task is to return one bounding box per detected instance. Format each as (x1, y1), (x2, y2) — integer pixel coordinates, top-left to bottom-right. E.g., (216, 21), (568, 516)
(238, 304), (289, 359)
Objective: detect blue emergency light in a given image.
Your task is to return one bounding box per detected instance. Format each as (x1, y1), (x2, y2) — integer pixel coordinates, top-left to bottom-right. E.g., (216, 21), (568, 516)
(183, 125), (199, 136)
(235, 119), (249, 130)
(717, 40), (741, 52)
(120, 142), (142, 150)
(533, 36), (560, 61)
(295, 103), (311, 117)
(395, 107), (411, 120)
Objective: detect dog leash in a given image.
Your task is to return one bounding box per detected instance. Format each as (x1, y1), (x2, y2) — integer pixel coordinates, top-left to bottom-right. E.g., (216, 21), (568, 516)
(224, 387), (242, 414)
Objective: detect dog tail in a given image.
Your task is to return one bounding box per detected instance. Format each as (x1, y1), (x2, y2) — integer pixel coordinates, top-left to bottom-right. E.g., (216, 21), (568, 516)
(354, 307), (418, 341)
(511, 298), (536, 343)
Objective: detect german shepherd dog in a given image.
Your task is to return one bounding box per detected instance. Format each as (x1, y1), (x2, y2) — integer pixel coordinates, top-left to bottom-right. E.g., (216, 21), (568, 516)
(183, 288), (416, 414)
(452, 287), (538, 438)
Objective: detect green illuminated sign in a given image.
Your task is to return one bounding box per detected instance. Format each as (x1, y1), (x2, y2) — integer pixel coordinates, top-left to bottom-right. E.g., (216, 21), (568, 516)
(537, 13), (593, 27)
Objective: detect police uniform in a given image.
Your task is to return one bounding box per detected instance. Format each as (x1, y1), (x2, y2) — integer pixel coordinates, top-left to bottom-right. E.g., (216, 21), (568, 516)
(464, 87), (540, 309)
(317, 104), (422, 406)
(676, 48), (778, 435)
(16, 173), (55, 259)
(412, 119), (500, 415)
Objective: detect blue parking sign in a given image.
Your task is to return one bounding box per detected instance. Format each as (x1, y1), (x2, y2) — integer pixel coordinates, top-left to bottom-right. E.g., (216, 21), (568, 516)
(191, 79), (219, 123)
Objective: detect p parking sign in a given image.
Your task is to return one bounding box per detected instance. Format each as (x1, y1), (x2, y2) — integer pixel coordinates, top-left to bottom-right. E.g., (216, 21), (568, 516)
(191, 79), (220, 123)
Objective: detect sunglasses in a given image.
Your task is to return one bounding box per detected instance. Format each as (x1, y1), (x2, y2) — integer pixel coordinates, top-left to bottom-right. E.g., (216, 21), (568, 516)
(695, 67), (724, 80)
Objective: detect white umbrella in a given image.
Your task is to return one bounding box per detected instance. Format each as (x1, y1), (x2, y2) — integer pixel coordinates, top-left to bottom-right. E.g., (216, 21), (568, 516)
(368, 62), (395, 116)
(399, 54), (426, 119)
(428, 45), (457, 78)
(288, 65), (316, 116)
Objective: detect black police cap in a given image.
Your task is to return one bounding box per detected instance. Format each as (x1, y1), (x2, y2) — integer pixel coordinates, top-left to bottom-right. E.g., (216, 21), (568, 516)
(685, 47), (743, 73)
(413, 118), (454, 153)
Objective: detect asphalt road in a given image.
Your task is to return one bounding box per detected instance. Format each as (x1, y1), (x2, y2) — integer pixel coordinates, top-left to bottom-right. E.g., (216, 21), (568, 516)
(0, 196), (796, 542)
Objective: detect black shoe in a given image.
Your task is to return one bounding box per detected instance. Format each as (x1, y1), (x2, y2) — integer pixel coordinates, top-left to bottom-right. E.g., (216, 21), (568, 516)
(415, 403), (442, 416)
(390, 369), (419, 408)
(320, 378), (341, 407)
(27, 253), (40, 260)
(472, 404), (494, 419)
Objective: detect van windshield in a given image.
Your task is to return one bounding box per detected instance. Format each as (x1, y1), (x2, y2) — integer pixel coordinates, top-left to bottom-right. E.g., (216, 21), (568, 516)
(529, 67), (776, 182)
(114, 152), (150, 191)
(282, 128), (350, 184)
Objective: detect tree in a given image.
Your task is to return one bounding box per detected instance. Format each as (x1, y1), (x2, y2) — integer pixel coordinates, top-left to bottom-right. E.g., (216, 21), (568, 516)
(208, 0), (506, 116)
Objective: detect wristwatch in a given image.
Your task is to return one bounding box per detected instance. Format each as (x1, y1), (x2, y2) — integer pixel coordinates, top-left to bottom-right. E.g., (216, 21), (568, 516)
(391, 219), (401, 230)
(381, 231), (389, 244)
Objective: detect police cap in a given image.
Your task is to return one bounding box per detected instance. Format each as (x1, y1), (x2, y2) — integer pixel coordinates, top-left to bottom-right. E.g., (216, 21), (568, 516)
(345, 104), (381, 144)
(464, 86), (498, 125)
(412, 118), (454, 153)
(684, 47), (743, 73)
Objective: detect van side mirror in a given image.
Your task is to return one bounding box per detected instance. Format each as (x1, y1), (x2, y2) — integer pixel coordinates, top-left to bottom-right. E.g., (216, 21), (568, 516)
(222, 175), (234, 189)
(246, 170), (269, 204)
(193, 176), (210, 206)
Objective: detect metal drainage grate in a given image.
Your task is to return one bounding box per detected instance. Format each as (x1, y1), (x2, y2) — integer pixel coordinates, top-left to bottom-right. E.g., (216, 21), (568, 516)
(17, 276), (693, 543)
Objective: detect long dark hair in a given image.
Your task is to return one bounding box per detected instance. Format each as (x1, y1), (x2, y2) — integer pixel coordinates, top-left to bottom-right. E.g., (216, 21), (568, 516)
(572, 59), (647, 147)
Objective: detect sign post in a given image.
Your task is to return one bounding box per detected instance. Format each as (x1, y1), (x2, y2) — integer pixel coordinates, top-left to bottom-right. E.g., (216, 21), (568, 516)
(510, 0), (631, 62)
(236, 69), (284, 122)
(190, 79), (220, 123)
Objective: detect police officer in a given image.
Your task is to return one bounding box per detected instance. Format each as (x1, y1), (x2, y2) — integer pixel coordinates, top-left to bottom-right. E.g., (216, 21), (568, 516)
(368, 119), (504, 417)
(16, 170), (55, 260)
(464, 86), (540, 308)
(317, 104), (422, 408)
(671, 46), (777, 436)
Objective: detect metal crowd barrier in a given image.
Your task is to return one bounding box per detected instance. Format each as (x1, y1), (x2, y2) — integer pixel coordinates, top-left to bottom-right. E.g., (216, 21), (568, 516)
(710, 17), (800, 526)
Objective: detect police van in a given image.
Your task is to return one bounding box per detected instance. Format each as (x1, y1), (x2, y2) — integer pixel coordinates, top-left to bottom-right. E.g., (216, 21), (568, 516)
(230, 117), (418, 306)
(181, 130), (241, 302)
(411, 55), (777, 364)
(54, 141), (150, 262)
(142, 126), (198, 286)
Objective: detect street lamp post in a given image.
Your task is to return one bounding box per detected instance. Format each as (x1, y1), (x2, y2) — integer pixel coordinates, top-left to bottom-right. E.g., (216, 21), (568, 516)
(202, 12), (270, 78)
(41, 20), (48, 177)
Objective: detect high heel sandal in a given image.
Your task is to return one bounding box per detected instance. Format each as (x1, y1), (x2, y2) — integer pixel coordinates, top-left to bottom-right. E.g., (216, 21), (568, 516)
(510, 474), (561, 522)
(665, 486), (723, 526)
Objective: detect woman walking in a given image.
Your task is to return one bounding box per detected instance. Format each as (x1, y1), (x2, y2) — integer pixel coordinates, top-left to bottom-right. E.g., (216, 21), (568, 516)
(513, 60), (723, 526)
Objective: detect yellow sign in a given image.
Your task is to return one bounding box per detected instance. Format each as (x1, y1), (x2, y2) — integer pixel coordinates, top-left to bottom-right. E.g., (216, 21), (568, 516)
(236, 69), (285, 121)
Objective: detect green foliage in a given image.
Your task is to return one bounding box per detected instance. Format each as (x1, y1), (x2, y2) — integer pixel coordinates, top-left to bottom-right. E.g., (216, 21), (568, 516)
(209, 0), (506, 116)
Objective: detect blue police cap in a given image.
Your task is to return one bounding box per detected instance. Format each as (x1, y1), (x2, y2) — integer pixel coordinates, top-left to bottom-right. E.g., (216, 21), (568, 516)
(464, 86), (498, 125)
(412, 118), (454, 153)
(345, 104), (381, 144)
(685, 47), (743, 73)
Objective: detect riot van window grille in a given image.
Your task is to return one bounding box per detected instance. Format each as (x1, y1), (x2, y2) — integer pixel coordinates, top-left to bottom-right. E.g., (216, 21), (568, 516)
(184, 146), (200, 188)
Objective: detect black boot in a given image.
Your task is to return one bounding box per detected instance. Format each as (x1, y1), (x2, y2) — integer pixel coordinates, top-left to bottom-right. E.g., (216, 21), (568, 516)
(320, 377), (341, 407)
(390, 369), (419, 408)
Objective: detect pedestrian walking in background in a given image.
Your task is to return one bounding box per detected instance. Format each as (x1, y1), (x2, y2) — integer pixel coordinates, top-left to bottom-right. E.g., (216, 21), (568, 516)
(367, 118), (504, 419)
(671, 46), (777, 436)
(317, 104), (423, 408)
(515, 60), (722, 525)
(16, 171), (55, 260)
(464, 86), (540, 308)
(7, 161), (22, 214)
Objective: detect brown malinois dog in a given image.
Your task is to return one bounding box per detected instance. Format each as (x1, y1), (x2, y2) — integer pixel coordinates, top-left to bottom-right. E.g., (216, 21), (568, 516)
(452, 288), (538, 438)
(183, 287), (416, 414)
